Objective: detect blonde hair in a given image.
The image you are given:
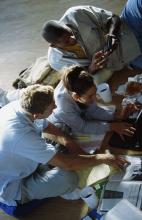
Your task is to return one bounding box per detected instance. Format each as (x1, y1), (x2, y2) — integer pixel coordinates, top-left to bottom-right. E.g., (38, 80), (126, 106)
(20, 84), (54, 114)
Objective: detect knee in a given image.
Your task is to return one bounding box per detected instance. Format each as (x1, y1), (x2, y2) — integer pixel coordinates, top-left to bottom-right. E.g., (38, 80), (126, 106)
(64, 171), (79, 191)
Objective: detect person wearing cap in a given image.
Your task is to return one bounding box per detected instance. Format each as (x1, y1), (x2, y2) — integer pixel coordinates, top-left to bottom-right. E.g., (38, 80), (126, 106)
(42, 5), (140, 84)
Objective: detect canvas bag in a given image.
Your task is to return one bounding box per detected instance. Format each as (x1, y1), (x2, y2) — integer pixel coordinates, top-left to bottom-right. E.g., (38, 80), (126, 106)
(12, 56), (60, 89)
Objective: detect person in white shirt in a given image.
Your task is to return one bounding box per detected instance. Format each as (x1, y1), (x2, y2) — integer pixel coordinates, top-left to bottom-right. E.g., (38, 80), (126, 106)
(0, 84), (127, 206)
(48, 65), (136, 153)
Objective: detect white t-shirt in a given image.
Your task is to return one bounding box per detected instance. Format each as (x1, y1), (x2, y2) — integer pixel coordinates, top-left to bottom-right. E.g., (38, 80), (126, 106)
(0, 101), (56, 205)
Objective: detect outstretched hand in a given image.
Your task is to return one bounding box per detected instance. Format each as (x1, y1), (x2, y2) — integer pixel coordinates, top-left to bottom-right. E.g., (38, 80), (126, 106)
(120, 103), (140, 119)
(110, 121), (136, 140)
(97, 153), (130, 169)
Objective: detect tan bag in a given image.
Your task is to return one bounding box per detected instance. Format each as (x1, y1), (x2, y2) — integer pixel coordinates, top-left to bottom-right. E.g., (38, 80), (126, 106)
(13, 56), (60, 89)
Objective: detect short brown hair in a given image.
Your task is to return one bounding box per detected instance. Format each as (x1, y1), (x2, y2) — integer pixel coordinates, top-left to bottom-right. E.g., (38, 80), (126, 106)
(20, 84), (54, 114)
(62, 65), (95, 95)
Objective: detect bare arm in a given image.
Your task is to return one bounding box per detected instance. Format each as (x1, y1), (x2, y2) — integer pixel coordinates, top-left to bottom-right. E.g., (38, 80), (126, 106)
(107, 14), (121, 37)
(43, 122), (84, 154)
(103, 14), (121, 53)
(48, 152), (129, 171)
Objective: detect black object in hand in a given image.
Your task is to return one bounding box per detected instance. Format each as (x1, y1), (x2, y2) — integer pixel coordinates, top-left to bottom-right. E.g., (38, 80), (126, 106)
(104, 37), (113, 52)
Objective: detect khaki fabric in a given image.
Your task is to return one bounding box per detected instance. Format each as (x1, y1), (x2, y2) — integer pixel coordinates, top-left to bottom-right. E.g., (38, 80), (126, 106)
(61, 6), (141, 71)
(14, 56), (60, 88)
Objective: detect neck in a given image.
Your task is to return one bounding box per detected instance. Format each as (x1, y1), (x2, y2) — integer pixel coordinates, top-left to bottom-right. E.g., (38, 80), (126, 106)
(21, 108), (35, 121)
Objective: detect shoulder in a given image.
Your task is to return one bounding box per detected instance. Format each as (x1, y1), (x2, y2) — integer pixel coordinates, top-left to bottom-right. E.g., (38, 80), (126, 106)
(54, 81), (77, 111)
(62, 5), (102, 15)
(54, 81), (70, 102)
(61, 6), (99, 21)
(61, 6), (112, 28)
(0, 100), (19, 119)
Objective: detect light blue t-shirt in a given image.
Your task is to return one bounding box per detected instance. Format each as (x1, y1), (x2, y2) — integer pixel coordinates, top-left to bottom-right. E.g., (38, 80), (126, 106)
(0, 101), (56, 206)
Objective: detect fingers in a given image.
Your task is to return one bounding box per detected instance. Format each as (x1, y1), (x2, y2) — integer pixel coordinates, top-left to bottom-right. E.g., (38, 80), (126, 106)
(92, 51), (109, 70)
(122, 103), (140, 118)
(94, 50), (104, 58)
(94, 57), (107, 69)
(118, 157), (131, 167)
(121, 128), (135, 137)
(123, 126), (136, 137)
(114, 157), (130, 169)
(104, 152), (131, 169)
(110, 122), (136, 136)
(91, 46), (116, 71)
(119, 122), (136, 136)
(104, 154), (130, 170)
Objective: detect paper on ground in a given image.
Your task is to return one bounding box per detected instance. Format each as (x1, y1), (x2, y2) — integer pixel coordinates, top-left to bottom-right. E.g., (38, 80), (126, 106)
(104, 199), (142, 220)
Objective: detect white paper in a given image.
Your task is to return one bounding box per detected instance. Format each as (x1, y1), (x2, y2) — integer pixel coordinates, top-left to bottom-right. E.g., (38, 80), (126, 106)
(100, 181), (142, 212)
(104, 199), (142, 220)
(109, 156), (142, 181)
(98, 156), (142, 213)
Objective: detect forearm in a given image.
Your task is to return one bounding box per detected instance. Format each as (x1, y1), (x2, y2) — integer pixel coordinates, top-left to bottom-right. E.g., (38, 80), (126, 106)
(113, 109), (123, 121)
(49, 152), (128, 171)
(44, 122), (82, 153)
(48, 153), (107, 171)
(108, 14), (121, 36)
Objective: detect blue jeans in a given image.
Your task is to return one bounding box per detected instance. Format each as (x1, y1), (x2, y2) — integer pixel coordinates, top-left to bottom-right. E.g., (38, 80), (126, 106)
(121, 0), (142, 69)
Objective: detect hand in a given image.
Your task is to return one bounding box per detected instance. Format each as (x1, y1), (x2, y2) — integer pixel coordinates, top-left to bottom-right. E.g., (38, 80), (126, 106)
(97, 154), (130, 169)
(120, 103), (140, 119)
(89, 50), (110, 73)
(110, 122), (136, 140)
(112, 156), (130, 169)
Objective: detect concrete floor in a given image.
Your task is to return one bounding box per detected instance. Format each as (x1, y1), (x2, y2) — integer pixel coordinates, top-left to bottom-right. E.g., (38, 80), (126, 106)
(0, 0), (128, 219)
(0, 0), (126, 90)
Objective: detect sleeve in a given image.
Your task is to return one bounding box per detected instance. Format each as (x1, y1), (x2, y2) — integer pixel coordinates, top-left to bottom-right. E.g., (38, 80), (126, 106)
(49, 96), (110, 135)
(85, 102), (114, 121)
(81, 6), (113, 34)
(14, 132), (57, 164)
(6, 88), (25, 103)
(48, 47), (90, 71)
(34, 118), (49, 133)
(90, 6), (113, 26)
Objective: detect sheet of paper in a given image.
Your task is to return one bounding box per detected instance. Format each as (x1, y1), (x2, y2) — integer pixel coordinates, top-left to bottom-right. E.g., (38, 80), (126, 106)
(100, 181), (142, 211)
(104, 199), (142, 220)
(109, 156), (142, 181)
(98, 156), (142, 214)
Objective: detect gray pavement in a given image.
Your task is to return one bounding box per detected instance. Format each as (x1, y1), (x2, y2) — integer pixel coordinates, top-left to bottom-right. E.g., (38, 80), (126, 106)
(0, 0), (126, 90)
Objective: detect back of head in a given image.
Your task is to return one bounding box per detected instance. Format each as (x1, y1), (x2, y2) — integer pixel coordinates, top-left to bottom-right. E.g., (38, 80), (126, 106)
(20, 84), (54, 114)
(42, 20), (67, 44)
(62, 65), (95, 95)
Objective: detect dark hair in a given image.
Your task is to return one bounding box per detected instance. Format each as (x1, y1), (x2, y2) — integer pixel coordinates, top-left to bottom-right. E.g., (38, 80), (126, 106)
(62, 65), (95, 95)
(42, 20), (68, 44)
